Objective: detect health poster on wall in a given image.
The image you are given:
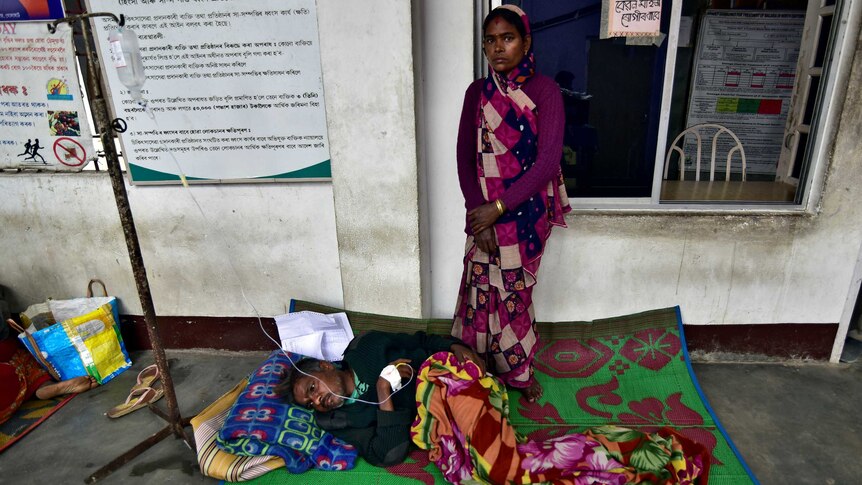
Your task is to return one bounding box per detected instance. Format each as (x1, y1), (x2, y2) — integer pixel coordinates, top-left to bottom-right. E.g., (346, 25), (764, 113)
(0, 23), (96, 171)
(1, 0), (64, 21)
(684, 10), (804, 176)
(87, 0), (332, 184)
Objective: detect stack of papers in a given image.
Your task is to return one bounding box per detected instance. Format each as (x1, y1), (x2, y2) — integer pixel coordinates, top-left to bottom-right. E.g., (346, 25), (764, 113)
(274, 311), (354, 361)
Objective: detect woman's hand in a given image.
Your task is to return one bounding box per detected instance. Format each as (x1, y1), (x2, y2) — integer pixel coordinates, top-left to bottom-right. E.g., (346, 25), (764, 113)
(450, 343), (486, 375)
(468, 202), (503, 234)
(474, 227), (497, 254)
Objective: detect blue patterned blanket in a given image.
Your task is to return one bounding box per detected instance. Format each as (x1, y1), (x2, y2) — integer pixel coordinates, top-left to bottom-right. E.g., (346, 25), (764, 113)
(216, 350), (358, 472)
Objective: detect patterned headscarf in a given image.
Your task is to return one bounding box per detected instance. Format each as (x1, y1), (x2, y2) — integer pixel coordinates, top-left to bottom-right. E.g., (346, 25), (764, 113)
(490, 4), (536, 87)
(475, 5), (569, 287)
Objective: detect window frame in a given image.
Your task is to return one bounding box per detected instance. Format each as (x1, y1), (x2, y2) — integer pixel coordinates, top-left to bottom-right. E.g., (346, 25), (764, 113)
(484, 0), (861, 214)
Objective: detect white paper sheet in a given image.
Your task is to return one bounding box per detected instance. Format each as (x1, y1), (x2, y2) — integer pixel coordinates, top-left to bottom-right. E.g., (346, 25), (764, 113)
(275, 310), (354, 361)
(280, 332), (325, 360)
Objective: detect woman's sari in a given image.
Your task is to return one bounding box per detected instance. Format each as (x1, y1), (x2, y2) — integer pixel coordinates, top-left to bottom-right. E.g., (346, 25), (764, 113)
(0, 337), (52, 424)
(452, 5), (569, 388)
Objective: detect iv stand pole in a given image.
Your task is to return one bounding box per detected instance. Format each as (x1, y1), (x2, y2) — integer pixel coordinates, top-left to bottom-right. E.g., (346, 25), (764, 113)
(47, 14), (194, 484)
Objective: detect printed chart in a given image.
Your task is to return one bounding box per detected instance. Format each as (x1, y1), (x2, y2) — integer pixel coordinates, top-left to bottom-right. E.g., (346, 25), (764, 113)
(683, 10), (804, 176)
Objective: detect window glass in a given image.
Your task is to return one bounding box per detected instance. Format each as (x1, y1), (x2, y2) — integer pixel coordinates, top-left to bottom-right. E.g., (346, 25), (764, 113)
(504, 0), (672, 198)
(500, 0), (837, 205)
(814, 13), (832, 68)
(663, 5), (807, 202)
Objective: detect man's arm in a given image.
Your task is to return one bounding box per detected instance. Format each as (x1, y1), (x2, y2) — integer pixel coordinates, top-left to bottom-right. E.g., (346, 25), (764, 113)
(376, 330), (458, 355)
(323, 390), (414, 467)
(316, 356), (419, 467)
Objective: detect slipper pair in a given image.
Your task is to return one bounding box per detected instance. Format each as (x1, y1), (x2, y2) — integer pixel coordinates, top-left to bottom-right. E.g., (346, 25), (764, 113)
(106, 364), (164, 419)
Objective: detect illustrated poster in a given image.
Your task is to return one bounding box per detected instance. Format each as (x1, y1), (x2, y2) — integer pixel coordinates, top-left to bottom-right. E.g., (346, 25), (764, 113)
(0, 22), (96, 170)
(1, 0), (64, 21)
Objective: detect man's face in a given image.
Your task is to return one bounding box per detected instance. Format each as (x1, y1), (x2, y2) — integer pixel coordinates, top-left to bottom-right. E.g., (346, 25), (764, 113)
(291, 362), (347, 412)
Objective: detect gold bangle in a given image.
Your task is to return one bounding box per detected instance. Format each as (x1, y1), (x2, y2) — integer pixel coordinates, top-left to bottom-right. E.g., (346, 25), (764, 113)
(495, 199), (505, 215)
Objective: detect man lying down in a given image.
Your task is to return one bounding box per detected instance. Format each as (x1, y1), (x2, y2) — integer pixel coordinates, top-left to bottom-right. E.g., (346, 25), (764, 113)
(276, 330), (708, 484)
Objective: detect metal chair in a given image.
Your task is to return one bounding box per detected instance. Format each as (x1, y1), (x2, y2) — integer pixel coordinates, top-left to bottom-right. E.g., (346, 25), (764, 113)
(664, 123), (747, 181)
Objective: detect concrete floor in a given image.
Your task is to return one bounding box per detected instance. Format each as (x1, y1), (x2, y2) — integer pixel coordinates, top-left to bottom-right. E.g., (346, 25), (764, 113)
(1, 350), (860, 485)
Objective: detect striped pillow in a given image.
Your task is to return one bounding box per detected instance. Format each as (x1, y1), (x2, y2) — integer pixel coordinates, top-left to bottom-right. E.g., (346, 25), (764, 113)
(191, 378), (284, 481)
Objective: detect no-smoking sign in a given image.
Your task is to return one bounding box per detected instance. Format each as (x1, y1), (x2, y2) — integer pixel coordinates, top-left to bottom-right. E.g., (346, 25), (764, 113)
(53, 137), (87, 167)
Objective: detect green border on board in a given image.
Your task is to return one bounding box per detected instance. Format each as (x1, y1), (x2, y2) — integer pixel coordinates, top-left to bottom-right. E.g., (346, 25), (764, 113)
(261, 160), (331, 179)
(128, 164), (204, 183)
(128, 160), (331, 184)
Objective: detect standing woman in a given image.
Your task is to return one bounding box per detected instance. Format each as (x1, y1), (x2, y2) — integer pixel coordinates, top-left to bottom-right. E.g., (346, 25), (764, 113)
(451, 5), (570, 403)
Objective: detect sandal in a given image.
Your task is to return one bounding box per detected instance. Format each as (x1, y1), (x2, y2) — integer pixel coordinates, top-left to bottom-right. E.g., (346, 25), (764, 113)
(130, 364), (161, 394)
(106, 385), (164, 419)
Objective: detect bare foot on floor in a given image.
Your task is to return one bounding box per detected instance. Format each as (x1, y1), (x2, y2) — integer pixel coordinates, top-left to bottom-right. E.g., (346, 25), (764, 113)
(35, 376), (98, 400)
(524, 380), (543, 402)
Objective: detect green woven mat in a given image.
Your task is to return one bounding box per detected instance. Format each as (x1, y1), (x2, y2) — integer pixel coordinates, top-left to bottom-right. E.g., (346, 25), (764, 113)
(231, 301), (756, 484)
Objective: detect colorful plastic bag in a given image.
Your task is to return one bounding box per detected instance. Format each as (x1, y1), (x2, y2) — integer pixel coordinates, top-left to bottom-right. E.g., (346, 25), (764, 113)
(15, 280), (132, 384)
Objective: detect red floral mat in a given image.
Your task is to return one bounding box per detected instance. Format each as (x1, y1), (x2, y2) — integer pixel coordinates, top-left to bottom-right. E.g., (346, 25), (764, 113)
(0, 394), (76, 454)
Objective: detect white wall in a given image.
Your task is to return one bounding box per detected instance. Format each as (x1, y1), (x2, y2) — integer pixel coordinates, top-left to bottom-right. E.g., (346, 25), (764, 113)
(0, 174), (343, 316)
(317, 0), (424, 317)
(417, 0), (476, 318)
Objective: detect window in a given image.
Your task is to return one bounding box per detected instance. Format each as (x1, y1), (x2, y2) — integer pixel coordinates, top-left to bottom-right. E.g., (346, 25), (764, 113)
(487, 0), (855, 209)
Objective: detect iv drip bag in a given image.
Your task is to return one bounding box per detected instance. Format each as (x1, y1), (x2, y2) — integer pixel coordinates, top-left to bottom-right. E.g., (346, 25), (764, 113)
(108, 27), (147, 106)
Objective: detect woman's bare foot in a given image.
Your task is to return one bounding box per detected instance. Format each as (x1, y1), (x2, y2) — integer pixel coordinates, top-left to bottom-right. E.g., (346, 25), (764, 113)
(524, 380), (543, 402)
(35, 375), (98, 400)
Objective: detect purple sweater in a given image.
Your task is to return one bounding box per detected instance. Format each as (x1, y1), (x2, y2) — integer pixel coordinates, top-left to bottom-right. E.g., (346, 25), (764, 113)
(457, 73), (564, 234)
